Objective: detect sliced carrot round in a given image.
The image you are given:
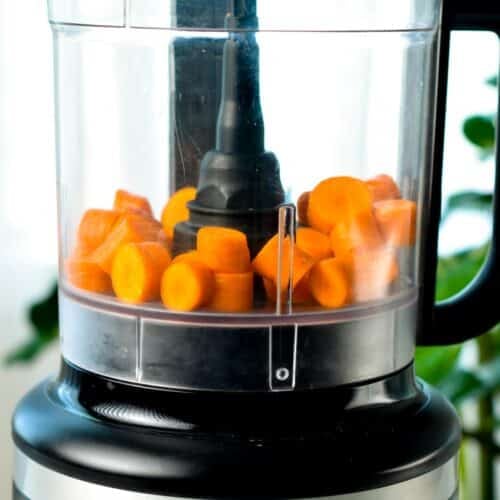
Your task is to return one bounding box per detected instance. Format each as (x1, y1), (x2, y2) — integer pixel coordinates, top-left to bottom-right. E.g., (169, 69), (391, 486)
(114, 189), (153, 217)
(296, 227), (332, 262)
(197, 226), (251, 273)
(309, 258), (351, 308)
(342, 249), (399, 302)
(374, 199), (417, 247)
(209, 271), (254, 312)
(91, 213), (162, 274)
(171, 250), (204, 265)
(65, 259), (113, 294)
(77, 209), (121, 255)
(297, 191), (310, 226)
(263, 275), (312, 305)
(157, 228), (171, 249)
(365, 174), (401, 202)
(161, 261), (214, 312)
(161, 187), (197, 240)
(330, 211), (383, 258)
(252, 234), (314, 291)
(307, 176), (374, 234)
(70, 243), (93, 260)
(111, 242), (171, 304)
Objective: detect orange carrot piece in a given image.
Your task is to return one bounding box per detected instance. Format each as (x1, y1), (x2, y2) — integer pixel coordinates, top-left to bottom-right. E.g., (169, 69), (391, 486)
(297, 191), (310, 226)
(208, 271), (254, 312)
(65, 258), (113, 294)
(309, 258), (351, 308)
(307, 176), (374, 234)
(161, 187), (197, 240)
(91, 214), (162, 274)
(330, 211), (383, 258)
(114, 189), (153, 217)
(70, 243), (93, 260)
(252, 234), (314, 291)
(161, 261), (214, 311)
(171, 250), (204, 265)
(374, 199), (417, 247)
(197, 226), (251, 273)
(342, 249), (399, 302)
(366, 174), (401, 202)
(76, 209), (121, 255)
(111, 242), (171, 304)
(263, 275), (312, 305)
(293, 276), (313, 304)
(157, 228), (171, 249)
(296, 227), (332, 262)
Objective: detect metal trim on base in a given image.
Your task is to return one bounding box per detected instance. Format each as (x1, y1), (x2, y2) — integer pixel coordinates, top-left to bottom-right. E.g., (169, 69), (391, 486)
(14, 448), (457, 500)
(59, 290), (416, 392)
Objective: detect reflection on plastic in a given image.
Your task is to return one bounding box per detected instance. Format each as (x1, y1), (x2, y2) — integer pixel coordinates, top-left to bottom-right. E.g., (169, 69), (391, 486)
(276, 204), (296, 314)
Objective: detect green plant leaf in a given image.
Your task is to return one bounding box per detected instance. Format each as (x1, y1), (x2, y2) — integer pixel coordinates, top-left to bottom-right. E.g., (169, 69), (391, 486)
(463, 115), (495, 151)
(4, 281), (59, 365)
(434, 354), (500, 406)
(436, 368), (484, 405)
(486, 324), (500, 355)
(4, 333), (57, 365)
(415, 345), (462, 386)
(486, 75), (498, 87)
(442, 191), (493, 221)
(28, 282), (59, 338)
(436, 245), (488, 301)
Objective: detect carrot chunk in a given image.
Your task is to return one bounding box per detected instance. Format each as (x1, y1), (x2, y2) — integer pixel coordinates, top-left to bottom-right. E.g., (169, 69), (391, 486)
(330, 211), (383, 258)
(111, 242), (171, 304)
(65, 259), (113, 294)
(70, 243), (93, 260)
(157, 228), (171, 249)
(209, 271), (254, 312)
(342, 249), (399, 302)
(307, 176), (374, 234)
(161, 261), (214, 312)
(171, 250), (204, 265)
(309, 258), (351, 308)
(296, 227), (332, 262)
(374, 199), (417, 247)
(365, 174), (401, 202)
(114, 189), (153, 217)
(252, 234), (314, 291)
(297, 191), (310, 226)
(161, 187), (197, 240)
(91, 214), (162, 274)
(197, 226), (251, 273)
(76, 209), (121, 255)
(263, 276), (312, 305)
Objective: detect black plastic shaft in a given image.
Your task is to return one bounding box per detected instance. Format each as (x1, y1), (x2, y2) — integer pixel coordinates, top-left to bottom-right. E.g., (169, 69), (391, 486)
(216, 33), (264, 155)
(226, 0), (257, 29)
(173, 1), (284, 257)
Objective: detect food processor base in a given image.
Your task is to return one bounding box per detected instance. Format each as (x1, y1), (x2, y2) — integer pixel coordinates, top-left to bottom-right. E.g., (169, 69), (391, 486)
(12, 362), (460, 500)
(13, 450), (457, 500)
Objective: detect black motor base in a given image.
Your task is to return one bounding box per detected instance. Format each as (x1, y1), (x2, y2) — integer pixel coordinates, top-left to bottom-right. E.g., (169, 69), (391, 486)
(12, 361), (460, 499)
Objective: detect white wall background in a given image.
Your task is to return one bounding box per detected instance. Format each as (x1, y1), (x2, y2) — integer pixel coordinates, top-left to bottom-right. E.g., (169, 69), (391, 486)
(440, 33), (498, 256)
(0, 2), (497, 499)
(0, 2), (59, 498)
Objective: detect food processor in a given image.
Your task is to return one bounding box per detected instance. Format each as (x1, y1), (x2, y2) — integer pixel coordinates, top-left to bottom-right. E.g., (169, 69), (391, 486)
(12, 0), (500, 499)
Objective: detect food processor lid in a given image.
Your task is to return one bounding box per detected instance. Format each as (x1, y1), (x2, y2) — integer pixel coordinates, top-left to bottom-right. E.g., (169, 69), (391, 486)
(48, 0), (441, 31)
